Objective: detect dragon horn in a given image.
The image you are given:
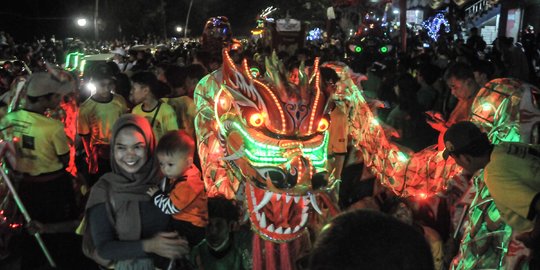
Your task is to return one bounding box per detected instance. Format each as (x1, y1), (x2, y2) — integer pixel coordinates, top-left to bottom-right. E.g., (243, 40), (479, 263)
(264, 51), (288, 100)
(298, 60), (310, 102)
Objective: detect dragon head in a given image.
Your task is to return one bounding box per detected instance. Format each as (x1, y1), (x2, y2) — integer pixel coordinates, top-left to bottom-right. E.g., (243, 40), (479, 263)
(214, 49), (332, 242)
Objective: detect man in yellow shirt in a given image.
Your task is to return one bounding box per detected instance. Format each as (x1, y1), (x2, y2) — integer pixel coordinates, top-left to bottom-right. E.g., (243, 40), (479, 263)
(0, 71), (88, 269)
(78, 64), (128, 186)
(443, 121), (540, 268)
(130, 71), (178, 140)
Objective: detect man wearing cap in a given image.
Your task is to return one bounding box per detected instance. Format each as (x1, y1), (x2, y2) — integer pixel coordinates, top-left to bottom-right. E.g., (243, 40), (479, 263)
(0, 71), (87, 268)
(443, 121), (540, 266)
(78, 63), (128, 186)
(111, 47), (131, 72)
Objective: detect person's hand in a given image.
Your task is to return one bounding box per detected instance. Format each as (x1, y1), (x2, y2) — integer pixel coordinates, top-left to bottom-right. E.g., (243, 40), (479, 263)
(143, 232), (189, 259)
(147, 186), (159, 197)
(425, 111), (447, 132)
(27, 220), (48, 235)
(516, 231), (540, 249)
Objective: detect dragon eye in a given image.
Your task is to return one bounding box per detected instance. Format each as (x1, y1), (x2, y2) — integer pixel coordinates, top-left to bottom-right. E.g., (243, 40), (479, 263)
(317, 118), (329, 132)
(249, 113), (264, 127)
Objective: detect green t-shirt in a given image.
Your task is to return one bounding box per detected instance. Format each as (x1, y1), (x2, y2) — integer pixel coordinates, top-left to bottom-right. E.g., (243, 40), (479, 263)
(190, 230), (252, 270)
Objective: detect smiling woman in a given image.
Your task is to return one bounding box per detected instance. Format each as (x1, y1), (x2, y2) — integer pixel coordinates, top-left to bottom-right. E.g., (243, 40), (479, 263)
(113, 127), (148, 174)
(84, 114), (189, 269)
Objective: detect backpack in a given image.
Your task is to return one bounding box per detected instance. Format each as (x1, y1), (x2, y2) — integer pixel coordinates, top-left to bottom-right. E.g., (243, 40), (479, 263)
(78, 182), (115, 268)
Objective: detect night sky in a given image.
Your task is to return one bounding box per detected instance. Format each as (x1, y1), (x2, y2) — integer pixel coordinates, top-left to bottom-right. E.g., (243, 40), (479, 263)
(0, 0), (294, 42)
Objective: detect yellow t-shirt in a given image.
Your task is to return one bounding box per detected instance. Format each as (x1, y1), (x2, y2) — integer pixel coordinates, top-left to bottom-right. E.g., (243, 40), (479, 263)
(78, 94), (128, 145)
(162, 96), (196, 137)
(0, 110), (70, 175)
(484, 143), (540, 232)
(131, 102), (179, 140)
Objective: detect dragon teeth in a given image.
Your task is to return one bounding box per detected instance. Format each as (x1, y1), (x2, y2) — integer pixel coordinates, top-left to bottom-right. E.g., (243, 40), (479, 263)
(285, 195), (292, 203)
(275, 193), (281, 201)
(284, 227), (292, 234)
(301, 213), (309, 226)
(275, 227), (283, 234)
(293, 225), (301, 233)
(294, 196), (300, 203)
(260, 213), (267, 228)
(310, 194), (323, 215)
(267, 224), (275, 233)
(254, 191), (273, 212)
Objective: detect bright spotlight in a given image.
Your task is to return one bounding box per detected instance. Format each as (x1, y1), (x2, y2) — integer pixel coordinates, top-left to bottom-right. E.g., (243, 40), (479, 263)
(176, 26), (183, 33)
(77, 18), (87, 27)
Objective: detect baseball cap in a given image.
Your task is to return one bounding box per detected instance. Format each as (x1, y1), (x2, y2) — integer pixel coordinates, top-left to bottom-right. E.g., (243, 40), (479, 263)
(26, 70), (76, 97)
(442, 121), (492, 160)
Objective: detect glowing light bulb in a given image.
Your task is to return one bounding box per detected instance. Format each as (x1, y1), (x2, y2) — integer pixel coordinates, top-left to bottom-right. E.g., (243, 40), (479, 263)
(397, 152), (408, 162)
(249, 113), (264, 127)
(317, 118), (329, 132)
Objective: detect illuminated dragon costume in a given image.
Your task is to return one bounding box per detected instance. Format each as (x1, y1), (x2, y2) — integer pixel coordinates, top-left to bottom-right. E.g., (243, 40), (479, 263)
(194, 49), (336, 269)
(195, 45), (540, 268)
(344, 74), (540, 269)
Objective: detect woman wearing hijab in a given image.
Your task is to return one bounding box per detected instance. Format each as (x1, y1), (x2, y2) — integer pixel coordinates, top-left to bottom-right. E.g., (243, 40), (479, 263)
(85, 114), (188, 269)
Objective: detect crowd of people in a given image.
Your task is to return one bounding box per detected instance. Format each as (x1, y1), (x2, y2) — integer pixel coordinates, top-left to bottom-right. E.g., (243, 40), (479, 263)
(0, 14), (539, 270)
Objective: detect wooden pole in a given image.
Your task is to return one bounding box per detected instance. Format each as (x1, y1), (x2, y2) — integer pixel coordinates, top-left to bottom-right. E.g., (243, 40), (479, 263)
(399, 0), (407, 52)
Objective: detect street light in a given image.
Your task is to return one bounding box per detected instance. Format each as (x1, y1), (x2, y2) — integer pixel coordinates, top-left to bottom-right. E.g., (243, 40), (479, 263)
(176, 26), (183, 33)
(77, 18), (88, 27)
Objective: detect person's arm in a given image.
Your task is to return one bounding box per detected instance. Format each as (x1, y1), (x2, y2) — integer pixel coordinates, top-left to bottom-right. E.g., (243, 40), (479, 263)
(89, 203), (189, 261)
(88, 203), (148, 260)
(52, 124), (71, 168)
(162, 105), (179, 132)
(80, 134), (92, 158)
(516, 197), (540, 249)
(142, 231), (189, 259)
(77, 104), (92, 156)
(152, 191), (181, 215)
(57, 153), (70, 169)
(27, 220), (80, 234)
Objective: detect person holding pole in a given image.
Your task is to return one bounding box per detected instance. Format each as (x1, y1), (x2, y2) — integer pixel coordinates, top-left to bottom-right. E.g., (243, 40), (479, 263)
(0, 70), (93, 269)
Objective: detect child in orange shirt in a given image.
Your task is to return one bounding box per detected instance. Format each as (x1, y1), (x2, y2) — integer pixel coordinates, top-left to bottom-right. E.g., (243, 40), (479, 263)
(147, 130), (208, 247)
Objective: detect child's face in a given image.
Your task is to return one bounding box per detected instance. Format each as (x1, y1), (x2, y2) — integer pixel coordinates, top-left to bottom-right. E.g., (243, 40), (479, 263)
(157, 152), (191, 180)
(94, 78), (114, 96)
(206, 217), (231, 251)
(130, 82), (148, 105)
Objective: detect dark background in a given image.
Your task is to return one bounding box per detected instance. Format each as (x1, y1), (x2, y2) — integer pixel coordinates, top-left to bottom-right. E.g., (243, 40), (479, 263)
(0, 0), (330, 42)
